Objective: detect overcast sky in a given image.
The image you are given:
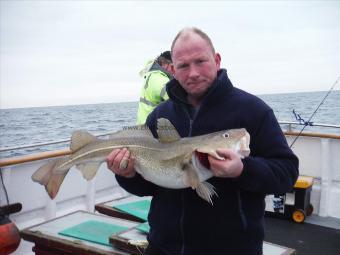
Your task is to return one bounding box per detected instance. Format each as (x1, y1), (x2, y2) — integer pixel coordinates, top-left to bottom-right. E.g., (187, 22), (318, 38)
(1, 0), (339, 109)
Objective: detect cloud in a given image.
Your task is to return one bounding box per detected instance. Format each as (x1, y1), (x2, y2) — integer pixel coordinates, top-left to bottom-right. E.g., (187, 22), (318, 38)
(1, 1), (340, 108)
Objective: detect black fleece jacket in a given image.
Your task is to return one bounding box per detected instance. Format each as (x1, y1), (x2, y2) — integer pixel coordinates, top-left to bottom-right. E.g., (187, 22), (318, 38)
(116, 69), (299, 255)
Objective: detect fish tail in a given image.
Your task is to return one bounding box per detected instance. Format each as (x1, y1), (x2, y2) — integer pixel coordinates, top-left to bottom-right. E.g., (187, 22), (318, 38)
(45, 170), (69, 199)
(31, 157), (70, 199)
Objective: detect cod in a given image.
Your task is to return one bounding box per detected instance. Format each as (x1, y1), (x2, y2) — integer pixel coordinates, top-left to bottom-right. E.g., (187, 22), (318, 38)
(32, 118), (250, 204)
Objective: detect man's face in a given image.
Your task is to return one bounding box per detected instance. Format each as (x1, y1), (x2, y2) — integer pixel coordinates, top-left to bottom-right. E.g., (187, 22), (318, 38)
(171, 33), (221, 103)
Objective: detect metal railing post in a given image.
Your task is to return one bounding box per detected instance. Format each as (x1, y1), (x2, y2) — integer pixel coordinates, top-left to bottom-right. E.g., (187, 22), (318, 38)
(319, 138), (331, 217)
(86, 178), (95, 212)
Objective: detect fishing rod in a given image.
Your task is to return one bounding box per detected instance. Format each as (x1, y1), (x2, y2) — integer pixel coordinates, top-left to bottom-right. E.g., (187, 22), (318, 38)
(290, 75), (340, 148)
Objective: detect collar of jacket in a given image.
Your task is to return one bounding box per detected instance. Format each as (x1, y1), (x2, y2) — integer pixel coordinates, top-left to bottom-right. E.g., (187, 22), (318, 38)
(166, 68), (234, 106)
(149, 62), (173, 79)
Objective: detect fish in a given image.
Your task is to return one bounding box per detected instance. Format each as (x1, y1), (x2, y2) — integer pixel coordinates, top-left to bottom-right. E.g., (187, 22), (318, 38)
(32, 118), (250, 204)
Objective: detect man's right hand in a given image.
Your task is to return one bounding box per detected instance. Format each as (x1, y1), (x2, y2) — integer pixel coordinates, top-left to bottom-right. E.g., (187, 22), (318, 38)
(106, 148), (136, 178)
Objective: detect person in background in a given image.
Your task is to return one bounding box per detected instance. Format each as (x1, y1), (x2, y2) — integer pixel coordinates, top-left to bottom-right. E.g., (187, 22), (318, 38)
(136, 51), (173, 124)
(107, 27), (299, 255)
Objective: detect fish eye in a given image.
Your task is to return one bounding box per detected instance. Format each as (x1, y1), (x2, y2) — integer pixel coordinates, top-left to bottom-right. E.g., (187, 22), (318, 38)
(222, 132), (229, 138)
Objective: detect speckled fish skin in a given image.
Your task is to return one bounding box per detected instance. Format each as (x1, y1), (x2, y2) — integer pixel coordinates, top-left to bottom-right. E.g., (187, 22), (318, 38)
(32, 118), (250, 203)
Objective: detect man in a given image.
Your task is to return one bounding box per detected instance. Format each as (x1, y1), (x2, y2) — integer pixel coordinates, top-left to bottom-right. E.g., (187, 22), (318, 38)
(107, 27), (299, 255)
(136, 51), (173, 124)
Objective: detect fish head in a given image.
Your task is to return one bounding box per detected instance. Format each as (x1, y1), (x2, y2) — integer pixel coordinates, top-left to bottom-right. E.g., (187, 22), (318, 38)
(193, 128), (250, 170)
(177, 128), (250, 203)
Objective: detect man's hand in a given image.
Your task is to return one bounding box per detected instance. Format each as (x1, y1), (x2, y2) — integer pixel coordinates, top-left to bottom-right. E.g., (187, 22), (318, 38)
(106, 148), (136, 178)
(208, 149), (244, 178)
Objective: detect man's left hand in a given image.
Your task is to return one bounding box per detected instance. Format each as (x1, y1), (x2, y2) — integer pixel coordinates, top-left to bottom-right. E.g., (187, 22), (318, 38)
(208, 149), (244, 178)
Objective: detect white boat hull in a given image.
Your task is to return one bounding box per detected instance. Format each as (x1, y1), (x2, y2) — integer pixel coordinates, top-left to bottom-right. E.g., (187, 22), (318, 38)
(285, 134), (340, 218)
(0, 132), (339, 254)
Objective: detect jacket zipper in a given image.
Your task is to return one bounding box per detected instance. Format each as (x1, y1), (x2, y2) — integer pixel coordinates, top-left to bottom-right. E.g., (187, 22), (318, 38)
(185, 106), (197, 137)
(188, 119), (193, 137)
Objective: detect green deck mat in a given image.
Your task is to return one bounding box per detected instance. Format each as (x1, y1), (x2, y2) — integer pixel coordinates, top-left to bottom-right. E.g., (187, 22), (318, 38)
(113, 199), (151, 221)
(136, 222), (150, 233)
(59, 220), (129, 246)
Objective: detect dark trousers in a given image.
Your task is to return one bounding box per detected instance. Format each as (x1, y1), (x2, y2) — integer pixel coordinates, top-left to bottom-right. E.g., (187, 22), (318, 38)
(143, 243), (263, 255)
(143, 244), (165, 255)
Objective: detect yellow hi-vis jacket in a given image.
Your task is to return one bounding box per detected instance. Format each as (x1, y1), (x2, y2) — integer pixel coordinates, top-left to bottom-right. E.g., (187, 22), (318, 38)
(136, 68), (171, 124)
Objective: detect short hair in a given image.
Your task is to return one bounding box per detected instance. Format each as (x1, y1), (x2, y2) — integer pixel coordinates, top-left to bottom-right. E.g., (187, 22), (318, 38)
(156, 50), (172, 66)
(171, 27), (216, 55)
(159, 51), (172, 62)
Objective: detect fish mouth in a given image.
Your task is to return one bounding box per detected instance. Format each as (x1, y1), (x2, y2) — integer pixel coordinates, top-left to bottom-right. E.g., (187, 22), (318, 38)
(194, 151), (210, 170)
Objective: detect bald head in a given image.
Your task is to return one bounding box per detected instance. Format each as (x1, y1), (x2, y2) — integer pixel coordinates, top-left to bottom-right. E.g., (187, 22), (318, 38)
(171, 27), (216, 55)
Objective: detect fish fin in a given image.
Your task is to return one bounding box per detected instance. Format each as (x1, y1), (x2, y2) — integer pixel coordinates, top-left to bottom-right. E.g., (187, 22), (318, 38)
(119, 159), (129, 169)
(182, 157), (217, 205)
(76, 162), (101, 180)
(182, 154), (200, 187)
(70, 130), (98, 152)
(196, 182), (217, 205)
(45, 170), (70, 199)
(156, 118), (181, 143)
(32, 157), (72, 199)
(183, 165), (201, 189)
(109, 125), (153, 139)
(32, 160), (57, 185)
(32, 157), (68, 185)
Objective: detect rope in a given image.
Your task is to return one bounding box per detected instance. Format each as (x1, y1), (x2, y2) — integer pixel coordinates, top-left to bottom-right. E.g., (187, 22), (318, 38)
(0, 168), (10, 206)
(292, 109), (314, 127)
(290, 75), (340, 148)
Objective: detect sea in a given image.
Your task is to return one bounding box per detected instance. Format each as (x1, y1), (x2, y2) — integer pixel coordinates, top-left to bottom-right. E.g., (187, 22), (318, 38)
(1, 90), (339, 159)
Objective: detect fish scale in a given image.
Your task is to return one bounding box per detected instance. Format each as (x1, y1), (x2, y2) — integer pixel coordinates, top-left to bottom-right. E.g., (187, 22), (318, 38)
(32, 118), (250, 204)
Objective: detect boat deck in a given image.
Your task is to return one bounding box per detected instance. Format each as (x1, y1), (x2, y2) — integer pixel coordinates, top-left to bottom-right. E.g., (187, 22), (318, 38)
(264, 215), (340, 255)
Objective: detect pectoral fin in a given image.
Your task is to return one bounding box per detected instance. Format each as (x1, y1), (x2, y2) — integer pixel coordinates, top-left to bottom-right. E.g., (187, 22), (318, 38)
(196, 182), (217, 205)
(119, 158), (129, 169)
(183, 162), (201, 189)
(182, 154), (217, 205)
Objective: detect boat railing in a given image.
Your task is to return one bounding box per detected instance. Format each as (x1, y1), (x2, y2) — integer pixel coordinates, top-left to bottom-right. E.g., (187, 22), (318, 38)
(0, 121), (339, 167)
(1, 120), (339, 154)
(0, 131), (117, 167)
(278, 120), (340, 132)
